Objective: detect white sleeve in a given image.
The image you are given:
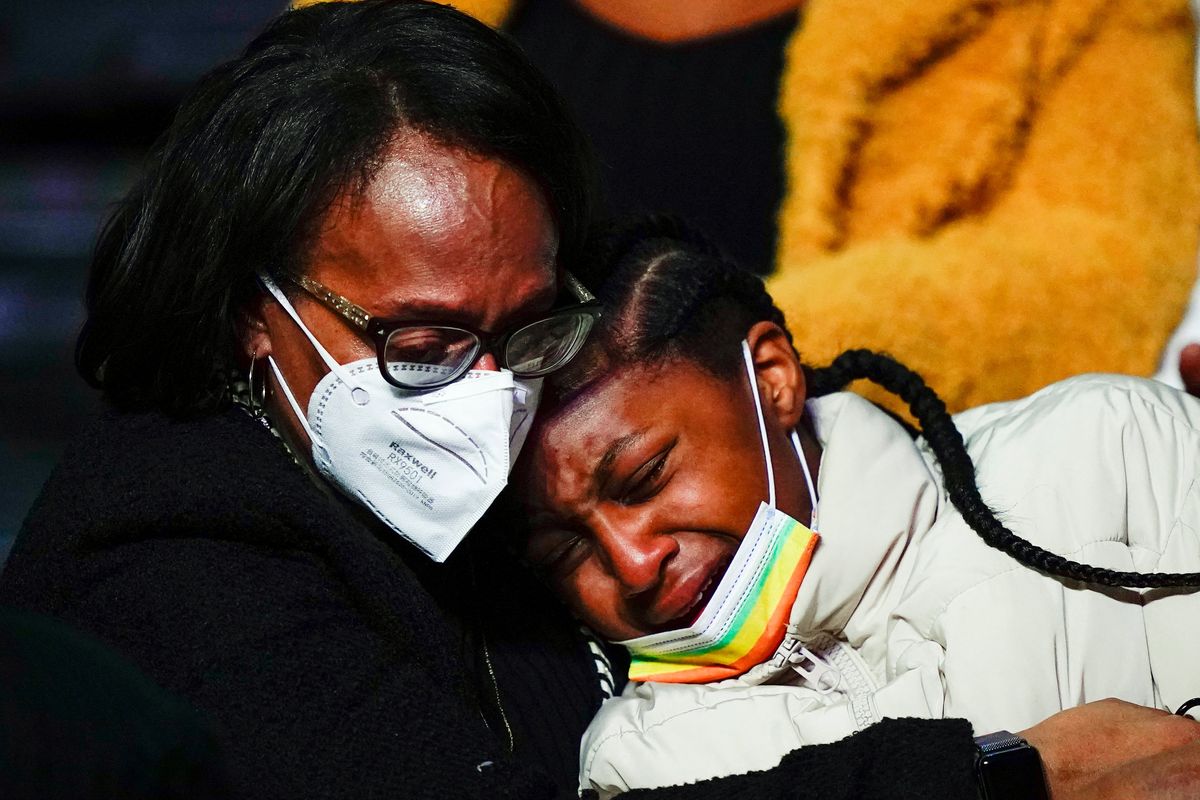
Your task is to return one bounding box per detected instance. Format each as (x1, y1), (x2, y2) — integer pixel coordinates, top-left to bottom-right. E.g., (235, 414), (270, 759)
(1120, 377), (1200, 711)
(579, 658), (947, 798)
(580, 681), (857, 798)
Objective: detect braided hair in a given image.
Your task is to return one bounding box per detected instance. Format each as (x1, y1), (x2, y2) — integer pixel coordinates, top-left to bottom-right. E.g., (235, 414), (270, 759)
(553, 216), (793, 397)
(568, 216), (1200, 590)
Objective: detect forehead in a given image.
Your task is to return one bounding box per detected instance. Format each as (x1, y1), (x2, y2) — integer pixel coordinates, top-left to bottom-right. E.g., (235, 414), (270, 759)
(522, 360), (738, 496)
(307, 132), (559, 326)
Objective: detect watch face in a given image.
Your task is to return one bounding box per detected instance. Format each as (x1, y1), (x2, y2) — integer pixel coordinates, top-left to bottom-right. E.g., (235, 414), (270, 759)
(976, 747), (1048, 800)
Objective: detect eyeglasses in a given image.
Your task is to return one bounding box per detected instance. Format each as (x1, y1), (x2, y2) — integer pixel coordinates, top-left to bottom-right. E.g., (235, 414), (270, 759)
(287, 271), (602, 391)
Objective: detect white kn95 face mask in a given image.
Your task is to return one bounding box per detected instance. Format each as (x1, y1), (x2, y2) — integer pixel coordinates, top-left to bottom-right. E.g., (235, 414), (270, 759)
(259, 275), (541, 562)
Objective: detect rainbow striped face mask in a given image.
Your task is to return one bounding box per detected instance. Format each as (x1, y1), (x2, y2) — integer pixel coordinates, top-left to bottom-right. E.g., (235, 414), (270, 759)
(620, 341), (820, 684)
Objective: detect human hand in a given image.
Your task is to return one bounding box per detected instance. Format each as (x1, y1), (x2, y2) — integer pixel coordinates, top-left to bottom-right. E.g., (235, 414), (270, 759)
(1070, 738), (1200, 800)
(1179, 342), (1200, 397)
(1020, 698), (1200, 800)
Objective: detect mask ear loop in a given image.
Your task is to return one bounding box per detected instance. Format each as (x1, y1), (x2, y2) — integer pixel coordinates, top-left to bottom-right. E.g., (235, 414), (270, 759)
(266, 355), (318, 439)
(264, 354), (334, 468)
(741, 340), (776, 507)
(258, 273), (370, 405)
(792, 429), (818, 528)
(740, 340), (819, 522)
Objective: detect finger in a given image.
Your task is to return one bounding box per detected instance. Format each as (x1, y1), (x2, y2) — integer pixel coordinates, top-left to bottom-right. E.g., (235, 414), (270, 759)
(1179, 343), (1200, 397)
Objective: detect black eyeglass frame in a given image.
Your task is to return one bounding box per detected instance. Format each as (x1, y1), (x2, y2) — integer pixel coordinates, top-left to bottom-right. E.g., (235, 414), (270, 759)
(287, 272), (602, 391)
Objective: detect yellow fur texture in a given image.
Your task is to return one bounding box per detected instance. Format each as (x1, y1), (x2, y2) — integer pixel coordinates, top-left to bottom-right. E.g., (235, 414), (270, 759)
(771, 0), (1200, 411)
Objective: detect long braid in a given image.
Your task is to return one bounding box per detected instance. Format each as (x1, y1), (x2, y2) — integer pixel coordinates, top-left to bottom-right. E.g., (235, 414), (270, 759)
(583, 216), (1200, 590)
(812, 349), (1200, 590)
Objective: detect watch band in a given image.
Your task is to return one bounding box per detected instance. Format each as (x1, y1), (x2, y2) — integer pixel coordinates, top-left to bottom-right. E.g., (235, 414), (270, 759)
(973, 730), (1049, 800)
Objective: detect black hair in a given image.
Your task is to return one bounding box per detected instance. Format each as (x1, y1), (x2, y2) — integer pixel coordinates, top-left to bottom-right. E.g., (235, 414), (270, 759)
(550, 215), (791, 395)
(564, 216), (1200, 591)
(78, 0), (596, 415)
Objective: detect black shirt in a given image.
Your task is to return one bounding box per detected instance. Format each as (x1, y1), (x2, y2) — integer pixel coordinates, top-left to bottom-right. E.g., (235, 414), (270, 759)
(511, 0), (797, 273)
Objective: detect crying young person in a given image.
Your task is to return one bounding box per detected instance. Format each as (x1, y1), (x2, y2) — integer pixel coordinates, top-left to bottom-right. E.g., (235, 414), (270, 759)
(510, 218), (1200, 798)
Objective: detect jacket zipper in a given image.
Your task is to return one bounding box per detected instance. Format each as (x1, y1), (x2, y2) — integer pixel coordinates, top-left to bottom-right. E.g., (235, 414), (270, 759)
(771, 635), (843, 693)
(465, 546), (514, 757)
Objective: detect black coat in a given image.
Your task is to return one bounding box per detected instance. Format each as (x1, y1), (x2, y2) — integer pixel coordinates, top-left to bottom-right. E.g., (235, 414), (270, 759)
(0, 407), (978, 799)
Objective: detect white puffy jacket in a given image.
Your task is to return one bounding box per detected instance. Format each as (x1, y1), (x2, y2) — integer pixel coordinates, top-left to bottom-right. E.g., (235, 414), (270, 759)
(581, 375), (1200, 797)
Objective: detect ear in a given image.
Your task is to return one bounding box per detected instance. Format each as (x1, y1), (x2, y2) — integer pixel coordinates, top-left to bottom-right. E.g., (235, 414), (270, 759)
(745, 320), (806, 429)
(238, 290), (275, 363)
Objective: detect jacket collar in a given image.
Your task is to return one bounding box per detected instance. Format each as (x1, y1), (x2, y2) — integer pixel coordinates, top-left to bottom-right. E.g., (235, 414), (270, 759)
(787, 392), (944, 653)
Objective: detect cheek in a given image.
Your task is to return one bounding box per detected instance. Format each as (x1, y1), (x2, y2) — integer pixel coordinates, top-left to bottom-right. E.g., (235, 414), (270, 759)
(264, 329), (324, 404)
(561, 566), (628, 640)
(661, 479), (710, 520)
(659, 463), (763, 540)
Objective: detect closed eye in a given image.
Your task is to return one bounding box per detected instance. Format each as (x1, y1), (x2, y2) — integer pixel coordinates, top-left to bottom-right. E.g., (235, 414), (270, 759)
(530, 530), (591, 581)
(621, 441), (675, 505)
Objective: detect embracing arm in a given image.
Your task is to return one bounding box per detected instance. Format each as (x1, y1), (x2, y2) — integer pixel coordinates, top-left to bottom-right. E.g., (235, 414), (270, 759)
(581, 660), (949, 796)
(587, 688), (1200, 800)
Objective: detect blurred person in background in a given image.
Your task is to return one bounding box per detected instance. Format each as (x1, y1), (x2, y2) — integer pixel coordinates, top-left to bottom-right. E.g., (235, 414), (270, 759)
(441, 0), (1200, 412)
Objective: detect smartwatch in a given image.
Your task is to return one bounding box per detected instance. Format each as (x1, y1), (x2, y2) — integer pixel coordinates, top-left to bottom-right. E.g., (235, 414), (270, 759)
(973, 730), (1049, 800)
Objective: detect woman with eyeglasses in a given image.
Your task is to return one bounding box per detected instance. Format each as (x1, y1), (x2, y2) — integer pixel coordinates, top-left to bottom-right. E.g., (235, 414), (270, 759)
(3, 2), (1200, 800)
(4, 2), (603, 797)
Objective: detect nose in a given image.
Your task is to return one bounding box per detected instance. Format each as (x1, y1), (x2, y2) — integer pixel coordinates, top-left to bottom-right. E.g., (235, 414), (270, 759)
(592, 511), (678, 598)
(472, 351), (499, 372)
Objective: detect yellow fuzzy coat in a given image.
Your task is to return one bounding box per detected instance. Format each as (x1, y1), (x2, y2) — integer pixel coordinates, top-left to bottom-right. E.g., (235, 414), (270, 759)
(301, 0), (1200, 412)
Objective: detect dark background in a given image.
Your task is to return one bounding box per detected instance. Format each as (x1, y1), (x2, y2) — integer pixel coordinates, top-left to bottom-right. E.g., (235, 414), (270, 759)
(1, 0), (288, 563)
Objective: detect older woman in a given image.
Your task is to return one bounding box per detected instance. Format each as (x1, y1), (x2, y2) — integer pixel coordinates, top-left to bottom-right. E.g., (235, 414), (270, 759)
(2, 2), (1199, 799)
(3, 2), (600, 796)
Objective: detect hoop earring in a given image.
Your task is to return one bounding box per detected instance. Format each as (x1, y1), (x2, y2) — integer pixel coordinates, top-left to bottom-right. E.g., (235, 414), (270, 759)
(247, 352), (267, 418)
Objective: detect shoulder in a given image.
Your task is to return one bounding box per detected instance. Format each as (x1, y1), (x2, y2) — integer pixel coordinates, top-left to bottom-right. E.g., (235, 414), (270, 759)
(11, 407), (336, 560)
(928, 374), (1200, 550)
(951, 374), (1200, 445)
(0, 407), (442, 679)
